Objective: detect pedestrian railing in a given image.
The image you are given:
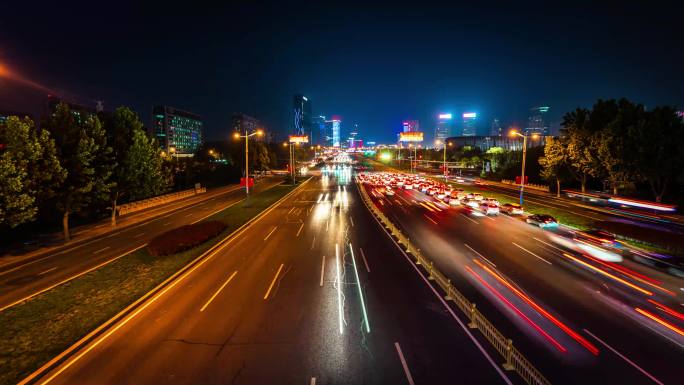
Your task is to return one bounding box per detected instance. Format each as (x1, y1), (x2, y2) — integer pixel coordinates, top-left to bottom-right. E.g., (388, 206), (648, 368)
(356, 179), (551, 385)
(117, 187), (207, 216)
(501, 179), (550, 192)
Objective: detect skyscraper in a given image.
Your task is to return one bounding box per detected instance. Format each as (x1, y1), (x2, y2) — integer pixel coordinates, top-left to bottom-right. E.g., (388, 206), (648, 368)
(525, 106), (550, 136)
(152, 105), (203, 155)
(462, 112), (478, 136)
(435, 113), (452, 147)
(293, 94), (312, 136)
(403, 120), (419, 132)
(231, 113), (263, 141)
(326, 115), (342, 147)
(490, 118), (502, 136)
(312, 115), (327, 146)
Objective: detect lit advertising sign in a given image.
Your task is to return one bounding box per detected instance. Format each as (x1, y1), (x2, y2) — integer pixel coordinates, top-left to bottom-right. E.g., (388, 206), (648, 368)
(399, 132), (424, 142)
(289, 135), (309, 143)
(463, 112), (477, 118)
(438, 113), (452, 119)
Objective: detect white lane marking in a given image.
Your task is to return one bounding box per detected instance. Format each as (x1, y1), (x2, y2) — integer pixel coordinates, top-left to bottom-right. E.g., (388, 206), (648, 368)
(359, 247), (371, 273)
(394, 342), (415, 385)
(336, 244), (344, 334)
(191, 198), (245, 224)
(584, 329), (664, 385)
(349, 215), (355, 227)
(423, 214), (438, 225)
(326, 220), (329, 232)
(38, 267), (58, 276)
(133, 232), (146, 238)
(512, 242), (552, 265)
(533, 237), (565, 253)
(460, 213), (479, 224)
(263, 226), (278, 241)
(200, 271), (238, 312)
(93, 246), (111, 254)
(311, 236), (316, 250)
(350, 244), (370, 333)
(310, 378), (316, 385)
(296, 223), (304, 237)
(263, 263), (285, 300)
(320, 255), (326, 287)
(464, 244), (496, 267)
(163, 221), (172, 226)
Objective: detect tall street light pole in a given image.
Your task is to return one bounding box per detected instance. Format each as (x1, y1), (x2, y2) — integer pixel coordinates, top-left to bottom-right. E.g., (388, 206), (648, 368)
(234, 128), (264, 195)
(435, 140), (451, 179)
(510, 130), (539, 205)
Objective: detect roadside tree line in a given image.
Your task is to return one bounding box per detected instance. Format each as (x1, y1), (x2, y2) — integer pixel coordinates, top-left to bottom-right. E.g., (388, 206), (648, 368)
(0, 103), (171, 240)
(539, 98), (684, 202)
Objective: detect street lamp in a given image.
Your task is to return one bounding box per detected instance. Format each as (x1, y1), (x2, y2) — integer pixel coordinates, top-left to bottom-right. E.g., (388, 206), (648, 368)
(434, 140), (452, 179)
(234, 129), (264, 195)
(509, 130), (540, 205)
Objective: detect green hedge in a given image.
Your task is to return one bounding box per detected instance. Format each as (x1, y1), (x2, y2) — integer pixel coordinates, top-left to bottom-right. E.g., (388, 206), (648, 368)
(147, 220), (227, 256)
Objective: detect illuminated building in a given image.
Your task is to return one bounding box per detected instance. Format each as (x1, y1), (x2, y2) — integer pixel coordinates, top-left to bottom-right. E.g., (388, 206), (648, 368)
(44, 95), (98, 124)
(293, 94), (312, 136)
(462, 112), (478, 136)
(490, 118), (502, 136)
(327, 116), (342, 147)
(231, 113), (264, 141)
(525, 106), (550, 136)
(313, 115), (327, 146)
(435, 113), (452, 148)
(402, 120), (419, 132)
(152, 105), (203, 156)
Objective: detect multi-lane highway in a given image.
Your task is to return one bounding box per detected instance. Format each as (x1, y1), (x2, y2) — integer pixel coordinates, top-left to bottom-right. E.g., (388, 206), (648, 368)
(0, 179), (282, 312)
(362, 170), (684, 384)
(31, 170), (511, 385)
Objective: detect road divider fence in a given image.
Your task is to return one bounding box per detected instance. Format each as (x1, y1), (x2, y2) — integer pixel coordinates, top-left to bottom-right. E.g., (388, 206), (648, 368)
(117, 187), (207, 216)
(501, 179), (550, 192)
(356, 179), (551, 385)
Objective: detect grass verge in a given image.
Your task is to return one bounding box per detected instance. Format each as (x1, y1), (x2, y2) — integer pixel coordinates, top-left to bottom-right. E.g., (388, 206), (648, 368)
(0, 180), (300, 385)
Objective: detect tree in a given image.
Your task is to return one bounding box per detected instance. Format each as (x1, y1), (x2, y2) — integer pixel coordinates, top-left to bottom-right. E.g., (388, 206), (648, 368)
(44, 103), (115, 241)
(105, 107), (169, 226)
(633, 106), (684, 202)
(0, 116), (65, 227)
(539, 137), (570, 197)
(562, 108), (601, 192)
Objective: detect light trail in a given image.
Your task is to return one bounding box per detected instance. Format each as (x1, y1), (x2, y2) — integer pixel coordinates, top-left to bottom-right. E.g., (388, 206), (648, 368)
(647, 299), (684, 321)
(635, 308), (684, 337)
(350, 243), (370, 333)
(336, 244), (344, 334)
(466, 266), (567, 353)
(580, 253), (674, 296)
(561, 253), (653, 296)
(474, 259), (599, 355)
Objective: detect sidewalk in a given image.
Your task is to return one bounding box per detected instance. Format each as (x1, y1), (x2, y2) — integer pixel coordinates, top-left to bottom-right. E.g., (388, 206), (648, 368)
(0, 184), (242, 271)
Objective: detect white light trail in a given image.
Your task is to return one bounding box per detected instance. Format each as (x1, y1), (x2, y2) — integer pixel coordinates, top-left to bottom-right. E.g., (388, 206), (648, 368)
(336, 244), (344, 334)
(350, 243), (371, 333)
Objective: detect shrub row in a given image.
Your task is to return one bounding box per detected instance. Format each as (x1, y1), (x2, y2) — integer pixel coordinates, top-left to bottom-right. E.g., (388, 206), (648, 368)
(147, 220), (227, 256)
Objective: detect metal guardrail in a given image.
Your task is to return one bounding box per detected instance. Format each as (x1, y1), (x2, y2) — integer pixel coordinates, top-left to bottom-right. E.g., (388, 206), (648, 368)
(356, 179), (551, 385)
(117, 187), (207, 216)
(501, 179), (550, 192)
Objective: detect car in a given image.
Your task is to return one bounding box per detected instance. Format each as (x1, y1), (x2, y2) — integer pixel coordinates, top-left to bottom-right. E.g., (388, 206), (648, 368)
(421, 185), (429, 193)
(436, 191), (446, 199)
(500, 203), (524, 215)
(526, 214), (558, 227)
(455, 191), (467, 199)
(466, 192), (475, 199)
(480, 203), (500, 215)
(576, 229), (619, 248)
(427, 188), (437, 196)
(472, 193), (484, 201)
(482, 197), (499, 206)
(461, 198), (480, 208)
(404, 183), (413, 190)
(449, 197), (460, 206)
(385, 188), (395, 196)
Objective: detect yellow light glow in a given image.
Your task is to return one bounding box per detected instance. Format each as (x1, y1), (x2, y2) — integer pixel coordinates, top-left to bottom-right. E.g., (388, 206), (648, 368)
(256, 129), (264, 136)
(233, 132), (240, 139)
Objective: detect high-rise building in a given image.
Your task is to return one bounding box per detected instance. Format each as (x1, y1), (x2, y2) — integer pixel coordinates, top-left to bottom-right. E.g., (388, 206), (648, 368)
(44, 95), (98, 124)
(462, 112), (478, 136)
(326, 115), (342, 147)
(403, 120), (419, 132)
(231, 113), (265, 141)
(525, 106), (550, 136)
(347, 123), (359, 148)
(151, 106), (203, 156)
(312, 115), (327, 146)
(293, 94), (312, 136)
(490, 118), (502, 136)
(435, 113), (452, 147)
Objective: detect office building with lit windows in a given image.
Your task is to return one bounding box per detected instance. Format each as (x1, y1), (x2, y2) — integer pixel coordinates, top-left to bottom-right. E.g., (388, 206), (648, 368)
(462, 112), (478, 136)
(293, 94), (312, 136)
(151, 105), (203, 156)
(434, 113), (452, 147)
(525, 106), (550, 136)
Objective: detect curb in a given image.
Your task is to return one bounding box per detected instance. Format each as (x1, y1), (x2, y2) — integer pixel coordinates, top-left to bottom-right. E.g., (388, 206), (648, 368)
(19, 177), (311, 385)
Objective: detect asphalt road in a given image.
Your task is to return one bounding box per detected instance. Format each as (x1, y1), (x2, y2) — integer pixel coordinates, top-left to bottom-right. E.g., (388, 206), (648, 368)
(362, 172), (684, 384)
(0, 179), (282, 312)
(34, 172), (511, 385)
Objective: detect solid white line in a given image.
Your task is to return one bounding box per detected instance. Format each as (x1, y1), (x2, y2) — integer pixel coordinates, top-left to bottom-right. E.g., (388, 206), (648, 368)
(93, 246), (111, 254)
(133, 232), (146, 238)
(359, 247), (371, 273)
(191, 198), (245, 224)
(336, 244), (343, 334)
(512, 242), (552, 265)
(350, 243), (370, 333)
(349, 215), (355, 227)
(263, 263), (285, 300)
(38, 267), (58, 276)
(200, 271), (238, 312)
(296, 223), (304, 237)
(460, 213), (479, 224)
(583, 329), (664, 385)
(263, 226), (278, 241)
(394, 342), (415, 385)
(311, 236), (316, 250)
(464, 244), (496, 267)
(320, 255), (325, 287)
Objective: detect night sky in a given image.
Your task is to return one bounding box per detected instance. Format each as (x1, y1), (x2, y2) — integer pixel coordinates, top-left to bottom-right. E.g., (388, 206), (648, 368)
(1, 1), (683, 143)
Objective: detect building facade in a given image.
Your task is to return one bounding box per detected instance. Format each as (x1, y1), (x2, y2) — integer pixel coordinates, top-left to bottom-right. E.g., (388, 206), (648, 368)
(490, 118), (502, 136)
(402, 120), (419, 132)
(44, 95), (98, 123)
(435, 113), (453, 147)
(326, 116), (341, 148)
(313, 115), (327, 146)
(151, 106), (203, 156)
(462, 112), (478, 136)
(525, 106), (550, 136)
(293, 94), (312, 136)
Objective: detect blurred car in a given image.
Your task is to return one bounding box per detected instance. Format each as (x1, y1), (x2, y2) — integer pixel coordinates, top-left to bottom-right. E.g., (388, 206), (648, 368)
(576, 229), (620, 248)
(449, 197), (460, 206)
(461, 198), (480, 208)
(500, 203), (524, 215)
(436, 190), (446, 199)
(404, 183), (413, 190)
(466, 192), (475, 199)
(482, 197), (499, 206)
(526, 214), (558, 227)
(472, 193), (484, 201)
(385, 188), (395, 196)
(480, 203), (499, 215)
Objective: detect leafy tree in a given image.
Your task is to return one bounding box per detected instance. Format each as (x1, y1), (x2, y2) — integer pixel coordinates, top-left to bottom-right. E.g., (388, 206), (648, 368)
(539, 137), (570, 197)
(44, 103), (115, 241)
(105, 107), (169, 225)
(562, 108), (601, 192)
(0, 116), (65, 227)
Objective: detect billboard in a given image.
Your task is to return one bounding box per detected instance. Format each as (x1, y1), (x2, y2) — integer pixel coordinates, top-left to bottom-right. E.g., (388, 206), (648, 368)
(438, 113), (452, 119)
(463, 112), (477, 118)
(289, 135), (309, 143)
(399, 132), (424, 142)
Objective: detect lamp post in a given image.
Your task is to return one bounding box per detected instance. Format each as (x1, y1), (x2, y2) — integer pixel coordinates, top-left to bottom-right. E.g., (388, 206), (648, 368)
(234, 128), (264, 195)
(435, 140), (451, 179)
(509, 130), (540, 205)
(283, 141), (296, 184)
